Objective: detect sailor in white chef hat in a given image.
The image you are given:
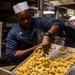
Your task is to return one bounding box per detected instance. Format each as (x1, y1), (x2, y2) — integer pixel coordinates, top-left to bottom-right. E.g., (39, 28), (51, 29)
(6, 1), (64, 63)
(13, 1), (33, 29)
(68, 16), (75, 25)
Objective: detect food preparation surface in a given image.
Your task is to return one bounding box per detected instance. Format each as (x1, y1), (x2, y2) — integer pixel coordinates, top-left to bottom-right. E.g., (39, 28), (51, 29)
(12, 44), (75, 75)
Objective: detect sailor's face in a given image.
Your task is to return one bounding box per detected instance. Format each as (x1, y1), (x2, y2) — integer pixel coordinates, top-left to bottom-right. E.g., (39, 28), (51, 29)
(69, 20), (75, 25)
(17, 10), (32, 28)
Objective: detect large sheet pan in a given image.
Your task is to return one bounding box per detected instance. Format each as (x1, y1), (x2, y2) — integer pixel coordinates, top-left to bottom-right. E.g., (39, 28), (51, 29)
(12, 44), (75, 75)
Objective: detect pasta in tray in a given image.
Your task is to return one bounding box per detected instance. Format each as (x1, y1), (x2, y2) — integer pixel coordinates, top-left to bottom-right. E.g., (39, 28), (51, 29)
(15, 47), (75, 75)
(58, 47), (75, 55)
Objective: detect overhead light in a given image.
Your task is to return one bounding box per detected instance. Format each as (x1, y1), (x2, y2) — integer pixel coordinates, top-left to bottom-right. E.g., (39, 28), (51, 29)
(43, 11), (55, 14)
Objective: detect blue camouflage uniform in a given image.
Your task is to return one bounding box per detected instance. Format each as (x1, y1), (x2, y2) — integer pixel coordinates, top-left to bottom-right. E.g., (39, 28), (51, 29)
(6, 17), (64, 62)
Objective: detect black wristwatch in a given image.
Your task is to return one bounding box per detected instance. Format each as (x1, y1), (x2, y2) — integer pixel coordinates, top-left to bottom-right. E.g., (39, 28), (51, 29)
(44, 32), (52, 37)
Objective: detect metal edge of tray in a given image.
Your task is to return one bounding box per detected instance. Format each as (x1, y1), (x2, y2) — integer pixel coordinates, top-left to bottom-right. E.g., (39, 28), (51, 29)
(66, 64), (75, 75)
(0, 68), (15, 75)
(52, 44), (75, 50)
(12, 51), (35, 73)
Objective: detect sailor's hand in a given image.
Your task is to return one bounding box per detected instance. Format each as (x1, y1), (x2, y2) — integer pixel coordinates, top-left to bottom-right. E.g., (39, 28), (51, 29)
(42, 35), (51, 54)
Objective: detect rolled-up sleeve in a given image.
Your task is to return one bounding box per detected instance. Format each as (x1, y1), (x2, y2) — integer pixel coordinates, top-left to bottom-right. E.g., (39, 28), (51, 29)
(6, 31), (18, 58)
(52, 19), (64, 27)
(34, 18), (65, 32)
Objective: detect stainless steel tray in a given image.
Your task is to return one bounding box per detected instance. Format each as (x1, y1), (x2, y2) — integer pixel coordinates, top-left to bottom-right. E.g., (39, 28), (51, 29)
(12, 44), (75, 75)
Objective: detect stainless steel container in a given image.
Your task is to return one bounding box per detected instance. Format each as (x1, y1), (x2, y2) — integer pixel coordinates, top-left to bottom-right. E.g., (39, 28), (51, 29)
(12, 44), (75, 75)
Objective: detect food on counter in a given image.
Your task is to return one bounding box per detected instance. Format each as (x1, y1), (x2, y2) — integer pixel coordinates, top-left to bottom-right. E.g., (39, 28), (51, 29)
(49, 45), (56, 52)
(51, 45), (56, 49)
(58, 47), (75, 55)
(15, 47), (75, 75)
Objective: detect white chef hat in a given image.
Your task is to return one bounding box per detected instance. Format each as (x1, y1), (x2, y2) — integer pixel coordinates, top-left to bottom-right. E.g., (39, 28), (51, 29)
(13, 1), (29, 14)
(69, 16), (75, 22)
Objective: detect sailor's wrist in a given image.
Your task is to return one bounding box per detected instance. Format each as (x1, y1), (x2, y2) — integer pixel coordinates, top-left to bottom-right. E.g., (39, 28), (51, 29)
(44, 32), (52, 38)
